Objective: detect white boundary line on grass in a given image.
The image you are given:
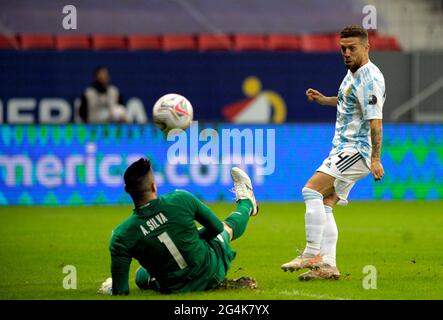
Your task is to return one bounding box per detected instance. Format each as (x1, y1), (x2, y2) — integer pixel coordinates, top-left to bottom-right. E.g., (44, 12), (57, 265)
(280, 289), (350, 300)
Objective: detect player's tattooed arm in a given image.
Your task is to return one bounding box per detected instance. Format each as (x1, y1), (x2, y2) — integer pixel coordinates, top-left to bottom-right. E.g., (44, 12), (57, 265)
(370, 119), (382, 159)
(370, 119), (384, 181)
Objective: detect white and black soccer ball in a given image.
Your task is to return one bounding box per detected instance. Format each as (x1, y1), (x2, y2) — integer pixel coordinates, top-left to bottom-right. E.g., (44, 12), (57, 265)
(152, 93), (194, 133)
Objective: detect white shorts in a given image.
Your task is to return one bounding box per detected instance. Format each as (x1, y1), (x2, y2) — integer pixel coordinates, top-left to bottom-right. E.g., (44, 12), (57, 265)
(317, 150), (370, 206)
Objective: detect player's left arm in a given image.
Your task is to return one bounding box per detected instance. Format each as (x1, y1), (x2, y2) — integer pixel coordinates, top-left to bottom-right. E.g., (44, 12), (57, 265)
(110, 253), (132, 295)
(358, 78), (386, 181)
(104, 235), (132, 296)
(370, 119), (384, 181)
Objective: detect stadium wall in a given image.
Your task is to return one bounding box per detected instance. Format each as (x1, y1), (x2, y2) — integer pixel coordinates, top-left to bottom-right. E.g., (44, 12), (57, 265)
(1, 51), (441, 124)
(0, 124), (442, 206)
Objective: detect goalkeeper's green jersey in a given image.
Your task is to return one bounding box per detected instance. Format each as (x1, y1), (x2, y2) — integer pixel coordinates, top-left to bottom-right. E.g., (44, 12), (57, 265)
(109, 189), (228, 295)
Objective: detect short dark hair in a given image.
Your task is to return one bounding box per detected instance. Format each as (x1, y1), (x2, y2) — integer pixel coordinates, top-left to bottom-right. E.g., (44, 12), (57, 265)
(124, 158), (152, 196)
(340, 25), (368, 43)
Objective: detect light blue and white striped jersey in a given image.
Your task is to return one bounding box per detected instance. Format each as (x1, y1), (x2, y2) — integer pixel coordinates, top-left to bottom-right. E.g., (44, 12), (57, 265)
(331, 60), (385, 168)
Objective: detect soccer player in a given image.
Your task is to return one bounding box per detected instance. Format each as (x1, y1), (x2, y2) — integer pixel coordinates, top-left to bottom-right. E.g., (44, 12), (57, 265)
(281, 25), (385, 280)
(98, 158), (258, 295)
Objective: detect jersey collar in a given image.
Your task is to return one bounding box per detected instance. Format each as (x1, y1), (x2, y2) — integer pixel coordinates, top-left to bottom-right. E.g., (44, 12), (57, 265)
(134, 198), (159, 215)
(138, 202), (152, 210)
(351, 60), (371, 78)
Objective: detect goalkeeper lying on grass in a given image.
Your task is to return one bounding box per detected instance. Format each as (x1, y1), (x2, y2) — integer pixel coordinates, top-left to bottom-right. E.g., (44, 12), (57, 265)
(98, 158), (259, 295)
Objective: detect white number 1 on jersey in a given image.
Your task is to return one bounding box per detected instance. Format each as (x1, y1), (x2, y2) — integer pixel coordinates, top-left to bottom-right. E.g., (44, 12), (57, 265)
(157, 232), (188, 269)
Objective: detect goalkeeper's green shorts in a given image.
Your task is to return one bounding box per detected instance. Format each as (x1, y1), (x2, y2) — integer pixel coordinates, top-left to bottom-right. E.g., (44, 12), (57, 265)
(205, 229), (237, 289)
(135, 230), (236, 292)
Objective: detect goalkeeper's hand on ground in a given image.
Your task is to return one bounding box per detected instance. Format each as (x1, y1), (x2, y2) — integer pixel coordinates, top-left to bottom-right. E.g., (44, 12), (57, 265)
(97, 277), (112, 295)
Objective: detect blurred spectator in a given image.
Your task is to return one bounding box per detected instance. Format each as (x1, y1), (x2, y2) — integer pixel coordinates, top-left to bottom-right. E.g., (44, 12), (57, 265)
(79, 66), (129, 123)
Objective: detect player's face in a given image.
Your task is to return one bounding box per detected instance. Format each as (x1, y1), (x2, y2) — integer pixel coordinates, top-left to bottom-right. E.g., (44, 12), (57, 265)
(340, 37), (369, 72)
(96, 69), (110, 85)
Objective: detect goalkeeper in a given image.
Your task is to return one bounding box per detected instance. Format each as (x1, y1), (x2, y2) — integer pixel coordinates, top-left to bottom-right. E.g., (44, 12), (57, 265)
(98, 158), (258, 295)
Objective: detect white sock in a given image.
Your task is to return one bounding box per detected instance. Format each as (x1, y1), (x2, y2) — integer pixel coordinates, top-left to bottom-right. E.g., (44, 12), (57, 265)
(320, 205), (338, 267)
(302, 187), (326, 257)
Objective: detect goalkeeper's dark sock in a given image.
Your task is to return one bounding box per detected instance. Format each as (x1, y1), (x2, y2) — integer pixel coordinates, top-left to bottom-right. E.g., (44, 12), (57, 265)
(224, 199), (253, 240)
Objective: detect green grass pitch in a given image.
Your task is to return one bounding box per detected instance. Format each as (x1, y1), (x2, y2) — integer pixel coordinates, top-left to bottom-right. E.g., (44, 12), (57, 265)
(0, 201), (442, 300)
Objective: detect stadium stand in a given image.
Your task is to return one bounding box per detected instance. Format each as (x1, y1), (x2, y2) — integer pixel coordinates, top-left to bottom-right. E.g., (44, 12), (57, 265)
(300, 34), (336, 52)
(3, 0), (430, 51)
(0, 35), (19, 49)
(55, 35), (90, 50)
(233, 34), (267, 51)
(370, 35), (402, 51)
(197, 34), (232, 51)
(0, 0), (364, 35)
(366, 0), (443, 50)
(267, 34), (302, 51)
(91, 35), (126, 50)
(0, 32), (404, 52)
(162, 34), (197, 51)
(127, 35), (161, 51)
(20, 34), (54, 49)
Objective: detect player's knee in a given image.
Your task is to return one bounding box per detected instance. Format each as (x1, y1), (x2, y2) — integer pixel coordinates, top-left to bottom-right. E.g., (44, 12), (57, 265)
(323, 198), (335, 207)
(223, 222), (234, 241)
(303, 182), (318, 192)
(135, 267), (151, 290)
(302, 187), (323, 201)
(323, 194), (339, 207)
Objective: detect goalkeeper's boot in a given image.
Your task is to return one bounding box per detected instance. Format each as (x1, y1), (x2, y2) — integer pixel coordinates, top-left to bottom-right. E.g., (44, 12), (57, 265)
(230, 167), (258, 216)
(281, 254), (323, 272)
(219, 277), (258, 289)
(298, 265), (340, 281)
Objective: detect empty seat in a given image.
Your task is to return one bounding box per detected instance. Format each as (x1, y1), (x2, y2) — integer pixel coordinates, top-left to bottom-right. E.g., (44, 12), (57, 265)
(300, 34), (335, 52)
(0, 35), (19, 49)
(197, 34), (232, 51)
(267, 34), (301, 51)
(233, 34), (266, 51)
(91, 35), (126, 50)
(127, 35), (161, 50)
(162, 34), (196, 51)
(20, 34), (54, 49)
(369, 34), (385, 50)
(384, 36), (401, 51)
(330, 34), (341, 51)
(371, 35), (401, 51)
(55, 34), (90, 50)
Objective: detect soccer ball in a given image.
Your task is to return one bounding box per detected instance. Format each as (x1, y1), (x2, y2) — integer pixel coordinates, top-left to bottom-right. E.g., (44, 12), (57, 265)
(152, 93), (194, 133)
